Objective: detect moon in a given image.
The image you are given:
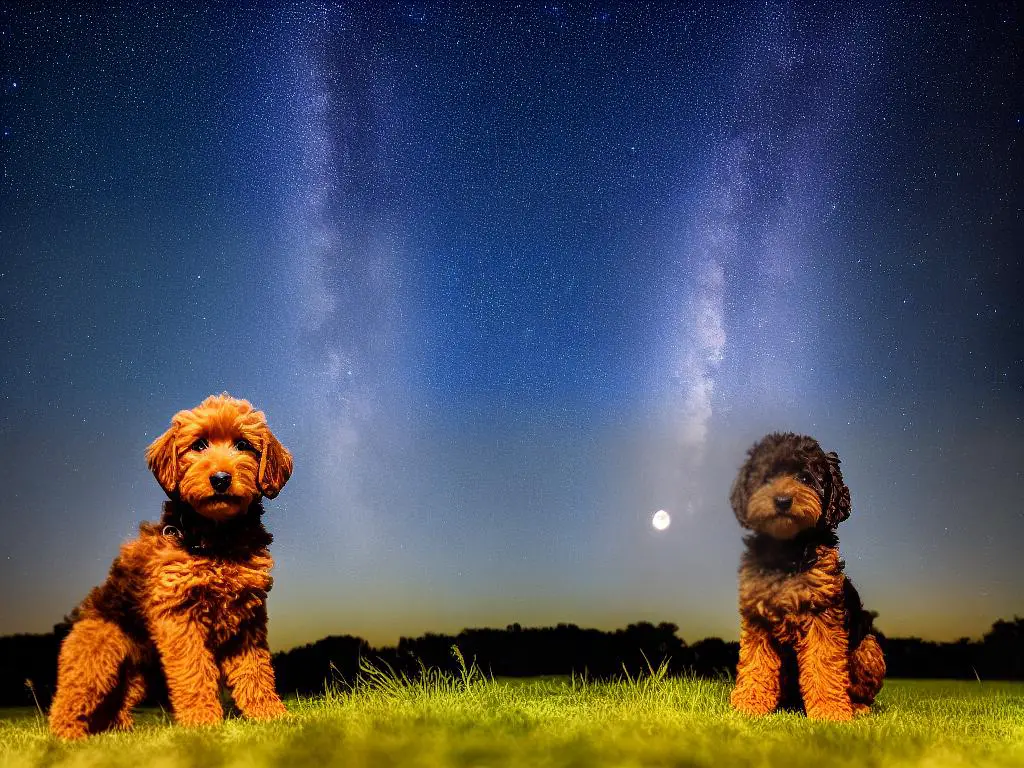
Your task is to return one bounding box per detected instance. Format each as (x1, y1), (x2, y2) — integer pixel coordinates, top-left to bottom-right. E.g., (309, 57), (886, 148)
(652, 509), (671, 531)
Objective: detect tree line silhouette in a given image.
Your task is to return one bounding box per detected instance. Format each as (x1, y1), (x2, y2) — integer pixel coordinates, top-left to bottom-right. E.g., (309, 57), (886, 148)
(1, 617), (1021, 707)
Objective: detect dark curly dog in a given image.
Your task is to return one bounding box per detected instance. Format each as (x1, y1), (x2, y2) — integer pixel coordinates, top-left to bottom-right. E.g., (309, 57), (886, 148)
(728, 432), (885, 721)
(49, 394), (293, 739)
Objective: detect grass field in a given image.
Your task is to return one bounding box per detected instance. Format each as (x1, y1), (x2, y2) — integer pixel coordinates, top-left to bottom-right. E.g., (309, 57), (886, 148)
(1, 663), (1022, 768)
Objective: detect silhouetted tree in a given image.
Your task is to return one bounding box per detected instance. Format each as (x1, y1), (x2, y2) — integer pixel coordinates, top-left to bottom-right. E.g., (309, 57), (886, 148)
(980, 617), (1024, 679)
(687, 637), (740, 679)
(0, 631), (61, 707)
(273, 634), (372, 695)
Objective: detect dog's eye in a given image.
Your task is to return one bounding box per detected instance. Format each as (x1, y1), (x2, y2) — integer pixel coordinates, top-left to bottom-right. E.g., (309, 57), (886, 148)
(234, 438), (256, 453)
(796, 471), (814, 485)
(190, 438), (209, 452)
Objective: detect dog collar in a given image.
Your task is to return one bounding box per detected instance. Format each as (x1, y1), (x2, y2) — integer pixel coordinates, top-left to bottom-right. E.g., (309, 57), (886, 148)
(161, 522), (210, 555)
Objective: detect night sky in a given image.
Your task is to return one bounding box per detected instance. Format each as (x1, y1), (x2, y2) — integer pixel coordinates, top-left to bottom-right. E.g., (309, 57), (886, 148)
(1, 2), (1020, 651)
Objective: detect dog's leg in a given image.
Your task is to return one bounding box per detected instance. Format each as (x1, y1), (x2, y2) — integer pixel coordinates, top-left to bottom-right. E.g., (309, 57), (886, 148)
(220, 618), (287, 720)
(149, 617), (223, 727)
(848, 633), (885, 714)
(731, 618), (782, 716)
(48, 618), (133, 739)
(110, 665), (148, 731)
(796, 612), (854, 721)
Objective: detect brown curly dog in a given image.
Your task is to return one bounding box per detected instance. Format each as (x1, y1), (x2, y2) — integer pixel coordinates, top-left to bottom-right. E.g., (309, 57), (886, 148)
(728, 432), (885, 721)
(49, 394), (293, 739)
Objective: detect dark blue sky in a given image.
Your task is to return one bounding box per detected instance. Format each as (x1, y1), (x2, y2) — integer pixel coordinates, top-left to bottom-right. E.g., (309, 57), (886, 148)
(1, 2), (1020, 649)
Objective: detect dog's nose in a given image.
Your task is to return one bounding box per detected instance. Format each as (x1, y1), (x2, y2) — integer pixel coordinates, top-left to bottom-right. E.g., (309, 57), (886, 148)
(774, 495), (793, 512)
(210, 472), (232, 493)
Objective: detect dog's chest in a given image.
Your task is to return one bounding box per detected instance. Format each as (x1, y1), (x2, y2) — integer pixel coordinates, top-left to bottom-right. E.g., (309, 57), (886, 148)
(739, 545), (843, 634)
(151, 551), (273, 642)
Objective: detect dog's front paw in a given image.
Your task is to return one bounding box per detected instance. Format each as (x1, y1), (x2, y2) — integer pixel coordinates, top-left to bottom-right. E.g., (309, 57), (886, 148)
(730, 685), (777, 716)
(111, 712), (135, 732)
(806, 700), (854, 721)
(49, 717), (89, 741)
(245, 698), (288, 720)
(175, 704), (224, 727)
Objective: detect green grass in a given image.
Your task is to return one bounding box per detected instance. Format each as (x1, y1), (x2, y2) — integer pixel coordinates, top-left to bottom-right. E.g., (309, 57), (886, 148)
(2, 663), (1022, 767)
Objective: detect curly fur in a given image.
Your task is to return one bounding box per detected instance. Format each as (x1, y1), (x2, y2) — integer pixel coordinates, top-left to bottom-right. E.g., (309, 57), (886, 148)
(49, 394), (293, 739)
(728, 432), (885, 721)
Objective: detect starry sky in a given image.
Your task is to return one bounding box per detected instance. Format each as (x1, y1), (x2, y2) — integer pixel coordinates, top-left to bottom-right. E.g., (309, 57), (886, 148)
(1, 2), (1020, 650)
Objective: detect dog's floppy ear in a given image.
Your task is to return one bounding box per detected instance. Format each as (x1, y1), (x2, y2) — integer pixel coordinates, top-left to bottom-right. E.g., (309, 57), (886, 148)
(145, 423), (179, 497)
(822, 451), (851, 527)
(729, 454), (754, 529)
(257, 424), (293, 499)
